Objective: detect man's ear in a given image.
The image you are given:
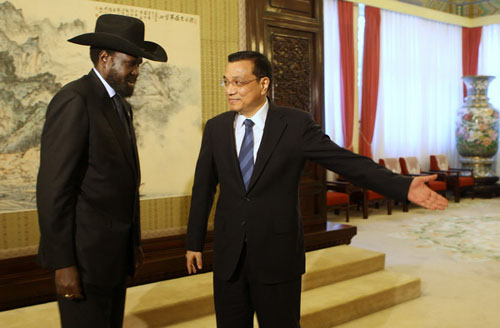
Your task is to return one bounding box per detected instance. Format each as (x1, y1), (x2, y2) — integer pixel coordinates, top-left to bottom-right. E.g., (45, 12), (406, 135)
(260, 77), (270, 95)
(96, 50), (112, 76)
(100, 50), (110, 64)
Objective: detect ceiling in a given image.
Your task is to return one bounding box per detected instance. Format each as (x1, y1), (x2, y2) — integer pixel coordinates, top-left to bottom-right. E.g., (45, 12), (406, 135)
(398, 0), (500, 17)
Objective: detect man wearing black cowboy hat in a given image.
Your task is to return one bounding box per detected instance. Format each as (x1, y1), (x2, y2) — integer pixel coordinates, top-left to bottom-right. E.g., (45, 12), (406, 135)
(36, 14), (167, 327)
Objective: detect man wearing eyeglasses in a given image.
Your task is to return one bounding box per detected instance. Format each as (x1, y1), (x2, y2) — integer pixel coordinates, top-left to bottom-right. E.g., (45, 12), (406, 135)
(185, 50), (447, 328)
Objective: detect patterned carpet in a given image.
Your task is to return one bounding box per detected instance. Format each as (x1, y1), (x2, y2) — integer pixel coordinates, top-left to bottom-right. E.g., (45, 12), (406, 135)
(332, 197), (500, 328)
(390, 214), (500, 262)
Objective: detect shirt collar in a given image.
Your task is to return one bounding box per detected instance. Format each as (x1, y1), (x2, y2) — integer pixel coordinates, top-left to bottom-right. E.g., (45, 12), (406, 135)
(235, 99), (269, 128)
(93, 67), (116, 98)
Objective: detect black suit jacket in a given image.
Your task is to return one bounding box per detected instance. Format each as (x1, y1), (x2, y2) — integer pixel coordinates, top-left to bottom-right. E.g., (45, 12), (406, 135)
(186, 102), (412, 284)
(36, 70), (141, 287)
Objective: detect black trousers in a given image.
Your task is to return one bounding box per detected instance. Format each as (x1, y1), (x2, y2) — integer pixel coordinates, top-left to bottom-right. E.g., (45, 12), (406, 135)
(57, 282), (127, 328)
(213, 243), (302, 328)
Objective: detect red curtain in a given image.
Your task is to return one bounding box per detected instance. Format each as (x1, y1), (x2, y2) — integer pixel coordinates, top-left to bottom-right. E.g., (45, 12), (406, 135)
(358, 6), (381, 158)
(462, 27), (482, 97)
(338, 0), (354, 151)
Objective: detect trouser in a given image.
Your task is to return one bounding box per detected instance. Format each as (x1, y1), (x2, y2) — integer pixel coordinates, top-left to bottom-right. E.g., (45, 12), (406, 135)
(57, 282), (127, 328)
(213, 243), (302, 328)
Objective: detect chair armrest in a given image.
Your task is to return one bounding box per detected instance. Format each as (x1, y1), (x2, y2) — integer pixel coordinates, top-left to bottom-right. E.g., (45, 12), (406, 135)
(428, 169), (459, 177)
(326, 181), (351, 193)
(421, 171), (447, 180)
(326, 181), (350, 186)
(449, 167), (474, 176)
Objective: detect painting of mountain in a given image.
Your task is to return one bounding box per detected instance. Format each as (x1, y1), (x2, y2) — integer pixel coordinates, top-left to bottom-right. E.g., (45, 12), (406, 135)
(0, 0), (201, 213)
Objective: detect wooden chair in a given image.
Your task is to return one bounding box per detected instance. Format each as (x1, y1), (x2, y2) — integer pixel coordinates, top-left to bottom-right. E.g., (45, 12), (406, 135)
(399, 156), (448, 199)
(359, 188), (392, 219)
(338, 177), (392, 219)
(326, 181), (351, 222)
(379, 158), (409, 212)
(429, 154), (474, 203)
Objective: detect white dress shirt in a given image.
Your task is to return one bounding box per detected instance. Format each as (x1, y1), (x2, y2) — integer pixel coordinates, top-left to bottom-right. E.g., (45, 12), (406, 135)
(93, 67), (116, 98)
(234, 99), (269, 163)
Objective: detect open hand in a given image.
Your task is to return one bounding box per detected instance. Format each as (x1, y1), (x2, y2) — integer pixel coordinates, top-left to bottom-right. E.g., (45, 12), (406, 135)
(408, 174), (448, 210)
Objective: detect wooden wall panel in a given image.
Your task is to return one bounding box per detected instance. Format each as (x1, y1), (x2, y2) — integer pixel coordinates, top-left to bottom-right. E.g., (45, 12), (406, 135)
(269, 29), (313, 114)
(269, 0), (314, 17)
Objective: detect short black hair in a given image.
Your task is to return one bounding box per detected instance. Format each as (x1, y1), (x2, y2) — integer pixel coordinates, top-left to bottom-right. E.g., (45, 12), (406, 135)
(89, 47), (115, 66)
(228, 51), (272, 85)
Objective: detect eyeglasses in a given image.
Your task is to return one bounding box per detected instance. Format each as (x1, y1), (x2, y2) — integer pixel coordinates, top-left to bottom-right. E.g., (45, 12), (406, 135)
(220, 77), (260, 88)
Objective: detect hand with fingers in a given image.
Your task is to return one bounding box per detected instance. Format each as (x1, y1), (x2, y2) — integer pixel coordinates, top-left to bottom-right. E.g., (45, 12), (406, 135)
(186, 250), (203, 274)
(408, 174), (449, 210)
(55, 266), (84, 301)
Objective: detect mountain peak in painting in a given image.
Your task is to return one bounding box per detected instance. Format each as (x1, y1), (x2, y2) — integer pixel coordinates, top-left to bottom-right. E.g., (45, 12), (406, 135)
(0, 1), (202, 212)
(0, 1), (28, 37)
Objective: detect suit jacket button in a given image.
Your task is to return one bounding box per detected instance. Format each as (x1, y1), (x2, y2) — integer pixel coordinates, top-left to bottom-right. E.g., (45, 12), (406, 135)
(244, 197), (251, 202)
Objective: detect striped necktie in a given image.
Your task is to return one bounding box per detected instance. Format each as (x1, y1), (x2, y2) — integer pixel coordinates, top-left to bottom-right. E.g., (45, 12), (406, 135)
(239, 119), (255, 191)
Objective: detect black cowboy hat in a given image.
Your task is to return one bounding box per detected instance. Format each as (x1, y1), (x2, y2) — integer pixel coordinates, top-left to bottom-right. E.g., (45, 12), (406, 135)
(68, 14), (167, 62)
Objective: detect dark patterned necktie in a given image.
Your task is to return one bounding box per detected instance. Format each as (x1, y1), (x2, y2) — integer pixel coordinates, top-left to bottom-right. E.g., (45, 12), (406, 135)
(239, 119), (255, 191)
(112, 94), (131, 136)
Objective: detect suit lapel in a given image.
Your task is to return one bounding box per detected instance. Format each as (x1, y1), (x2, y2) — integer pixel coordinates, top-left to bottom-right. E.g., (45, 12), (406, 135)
(247, 104), (287, 192)
(89, 70), (138, 179)
(221, 111), (242, 188)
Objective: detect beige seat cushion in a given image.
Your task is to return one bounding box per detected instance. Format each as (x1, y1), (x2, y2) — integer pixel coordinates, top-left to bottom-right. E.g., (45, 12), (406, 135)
(435, 154), (449, 170)
(383, 158), (401, 174)
(405, 157), (421, 174)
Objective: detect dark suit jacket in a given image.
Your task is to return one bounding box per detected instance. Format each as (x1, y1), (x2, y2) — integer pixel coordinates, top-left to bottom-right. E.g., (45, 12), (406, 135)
(36, 70), (141, 287)
(186, 102), (412, 284)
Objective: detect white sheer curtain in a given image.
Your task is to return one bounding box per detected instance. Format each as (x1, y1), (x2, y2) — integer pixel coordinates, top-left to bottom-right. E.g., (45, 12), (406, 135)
(478, 24), (500, 175)
(372, 10), (463, 170)
(323, 0), (342, 146)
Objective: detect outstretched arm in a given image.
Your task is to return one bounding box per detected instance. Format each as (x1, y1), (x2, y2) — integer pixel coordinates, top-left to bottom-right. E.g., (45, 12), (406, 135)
(407, 174), (448, 210)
